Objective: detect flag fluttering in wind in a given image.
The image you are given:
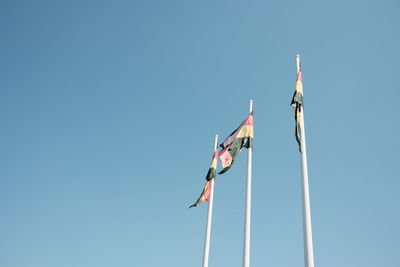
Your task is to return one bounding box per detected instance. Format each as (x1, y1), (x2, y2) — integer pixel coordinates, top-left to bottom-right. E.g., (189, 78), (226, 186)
(189, 180), (211, 208)
(189, 149), (218, 208)
(218, 112), (254, 174)
(205, 150), (218, 181)
(291, 70), (304, 152)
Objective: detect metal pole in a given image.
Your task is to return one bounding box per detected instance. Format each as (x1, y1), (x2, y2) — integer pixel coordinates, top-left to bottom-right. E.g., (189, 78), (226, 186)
(296, 55), (315, 267)
(202, 135), (218, 267)
(243, 100), (253, 267)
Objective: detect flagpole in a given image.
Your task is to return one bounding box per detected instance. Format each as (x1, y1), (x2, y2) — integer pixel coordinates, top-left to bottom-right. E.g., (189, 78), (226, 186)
(202, 134), (218, 267)
(296, 55), (315, 267)
(243, 100), (253, 267)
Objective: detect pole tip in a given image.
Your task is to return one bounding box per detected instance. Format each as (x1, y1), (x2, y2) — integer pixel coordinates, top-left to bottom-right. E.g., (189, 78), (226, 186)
(296, 54), (300, 58)
(249, 100), (253, 113)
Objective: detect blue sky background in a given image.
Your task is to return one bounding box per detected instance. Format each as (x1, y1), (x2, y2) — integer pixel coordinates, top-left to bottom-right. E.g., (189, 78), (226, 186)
(1, 0), (399, 266)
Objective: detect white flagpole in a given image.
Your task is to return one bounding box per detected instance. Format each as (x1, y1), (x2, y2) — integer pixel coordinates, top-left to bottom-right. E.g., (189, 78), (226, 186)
(296, 55), (315, 267)
(243, 100), (253, 267)
(202, 134), (218, 267)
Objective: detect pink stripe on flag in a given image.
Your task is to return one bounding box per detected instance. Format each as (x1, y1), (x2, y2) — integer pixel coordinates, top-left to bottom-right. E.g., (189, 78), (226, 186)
(297, 71), (302, 82)
(244, 115), (253, 126)
(218, 147), (232, 167)
(213, 149), (218, 159)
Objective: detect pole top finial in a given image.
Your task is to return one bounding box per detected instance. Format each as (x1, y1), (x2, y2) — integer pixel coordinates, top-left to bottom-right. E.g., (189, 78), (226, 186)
(213, 135), (219, 149)
(295, 55), (301, 73)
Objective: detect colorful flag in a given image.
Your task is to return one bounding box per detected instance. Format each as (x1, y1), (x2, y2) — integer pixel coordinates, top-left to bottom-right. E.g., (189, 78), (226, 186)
(218, 112), (254, 174)
(189, 180), (211, 208)
(205, 150), (218, 181)
(291, 70), (304, 152)
(189, 150), (218, 208)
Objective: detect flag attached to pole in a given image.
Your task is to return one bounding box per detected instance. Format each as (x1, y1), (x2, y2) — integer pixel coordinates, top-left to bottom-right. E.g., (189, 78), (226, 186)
(189, 150), (218, 208)
(291, 70), (304, 152)
(205, 149), (218, 181)
(189, 180), (211, 208)
(218, 112), (254, 174)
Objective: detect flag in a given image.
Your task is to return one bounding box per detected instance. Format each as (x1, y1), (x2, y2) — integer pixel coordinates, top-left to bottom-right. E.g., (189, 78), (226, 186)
(189, 180), (211, 208)
(218, 112), (253, 174)
(205, 149), (218, 181)
(291, 70), (304, 152)
(189, 150), (218, 208)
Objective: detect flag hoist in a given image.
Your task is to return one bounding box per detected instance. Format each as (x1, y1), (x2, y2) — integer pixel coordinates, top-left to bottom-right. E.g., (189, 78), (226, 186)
(291, 55), (315, 267)
(189, 135), (218, 267)
(218, 101), (254, 267)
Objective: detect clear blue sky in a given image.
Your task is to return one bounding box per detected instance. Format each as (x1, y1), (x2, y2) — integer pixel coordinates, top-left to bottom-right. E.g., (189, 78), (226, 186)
(1, 0), (399, 266)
